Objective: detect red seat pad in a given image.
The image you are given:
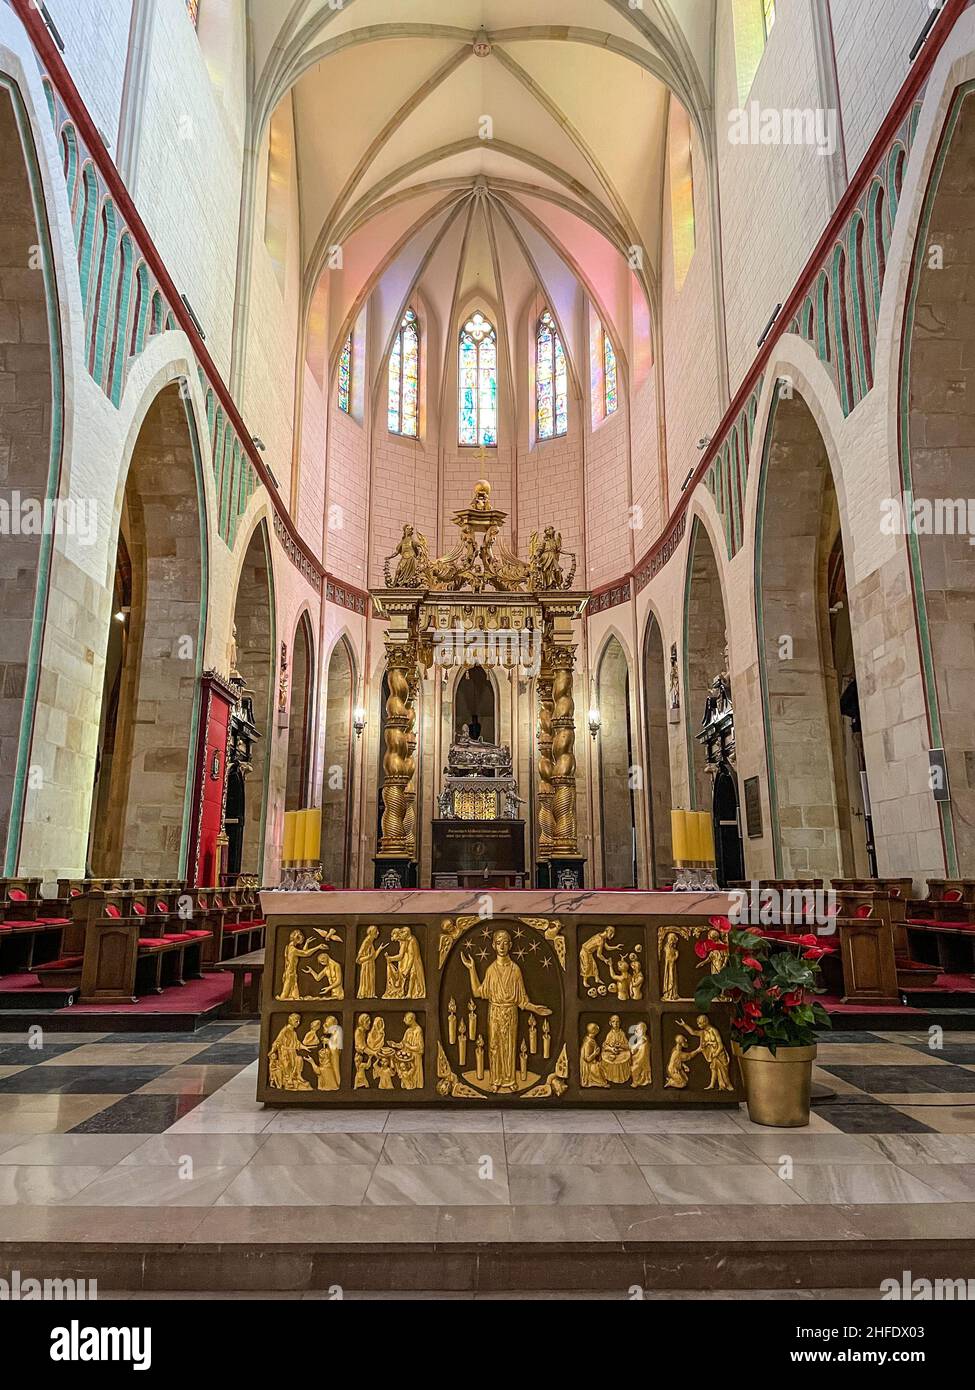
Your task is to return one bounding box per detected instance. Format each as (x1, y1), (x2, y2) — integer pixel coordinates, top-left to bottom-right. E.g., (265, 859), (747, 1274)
(132, 903), (147, 916)
(7, 889), (28, 902)
(35, 956), (83, 971)
(138, 938), (170, 947)
(181, 929), (211, 939)
(162, 933), (195, 943)
(34, 917), (71, 926)
(909, 917), (975, 930)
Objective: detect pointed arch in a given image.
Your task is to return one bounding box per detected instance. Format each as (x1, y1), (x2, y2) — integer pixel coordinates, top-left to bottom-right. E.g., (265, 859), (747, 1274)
(642, 609), (675, 886)
(596, 634), (637, 888)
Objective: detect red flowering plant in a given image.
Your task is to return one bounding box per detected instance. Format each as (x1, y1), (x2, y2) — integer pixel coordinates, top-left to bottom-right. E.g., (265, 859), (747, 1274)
(693, 916), (832, 1053)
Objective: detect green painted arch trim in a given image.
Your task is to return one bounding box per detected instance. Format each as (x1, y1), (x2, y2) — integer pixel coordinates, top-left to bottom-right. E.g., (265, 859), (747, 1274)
(752, 381), (785, 878)
(894, 83), (975, 877)
(176, 386), (211, 879)
(2, 76), (66, 873)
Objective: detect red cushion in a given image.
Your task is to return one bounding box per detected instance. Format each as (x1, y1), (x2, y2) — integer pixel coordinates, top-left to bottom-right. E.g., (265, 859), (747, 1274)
(35, 956), (83, 971)
(70, 888), (82, 897)
(182, 929), (210, 939)
(943, 889), (964, 903)
(853, 904), (872, 919)
(8, 889), (28, 902)
(104, 904), (121, 918)
(138, 937), (170, 947)
(162, 932), (194, 943)
(34, 917), (70, 925)
(133, 903), (147, 916)
(156, 901), (169, 913)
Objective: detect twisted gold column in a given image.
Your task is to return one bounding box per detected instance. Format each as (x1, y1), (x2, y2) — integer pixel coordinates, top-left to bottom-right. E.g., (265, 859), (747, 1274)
(379, 640), (417, 859)
(536, 673), (555, 862)
(549, 644), (579, 857)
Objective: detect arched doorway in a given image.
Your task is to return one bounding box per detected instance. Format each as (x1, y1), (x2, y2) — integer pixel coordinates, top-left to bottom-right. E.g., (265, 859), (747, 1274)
(756, 385), (868, 878)
(597, 637), (636, 888)
(285, 613), (314, 812)
(230, 523), (274, 876)
(88, 383), (205, 876)
(684, 518), (743, 884)
(454, 666), (496, 743)
(321, 636), (355, 887)
(642, 613), (674, 885)
(904, 86), (975, 873)
(1, 81), (57, 868)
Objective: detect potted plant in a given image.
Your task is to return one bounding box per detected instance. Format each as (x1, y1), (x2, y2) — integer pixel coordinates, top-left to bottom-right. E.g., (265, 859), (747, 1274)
(694, 916), (832, 1127)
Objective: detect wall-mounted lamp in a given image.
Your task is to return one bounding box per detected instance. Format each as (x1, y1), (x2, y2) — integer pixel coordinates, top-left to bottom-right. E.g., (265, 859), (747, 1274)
(587, 680), (601, 740)
(353, 683), (367, 740)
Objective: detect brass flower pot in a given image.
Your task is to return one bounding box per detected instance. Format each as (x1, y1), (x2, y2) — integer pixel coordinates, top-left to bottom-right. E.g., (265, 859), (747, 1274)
(733, 1043), (817, 1127)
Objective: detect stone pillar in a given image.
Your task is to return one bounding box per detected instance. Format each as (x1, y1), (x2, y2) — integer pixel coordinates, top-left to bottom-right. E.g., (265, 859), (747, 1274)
(536, 671), (555, 886)
(375, 617), (418, 888)
(547, 626), (585, 888)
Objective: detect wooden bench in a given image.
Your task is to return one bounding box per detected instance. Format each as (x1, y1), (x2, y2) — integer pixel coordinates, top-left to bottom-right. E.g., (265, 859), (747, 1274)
(0, 877), (73, 975)
(36, 887), (212, 1003)
(212, 948), (265, 1018)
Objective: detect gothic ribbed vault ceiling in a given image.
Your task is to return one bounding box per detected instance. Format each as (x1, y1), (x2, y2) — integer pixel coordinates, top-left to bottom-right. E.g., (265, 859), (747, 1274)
(247, 0), (715, 396)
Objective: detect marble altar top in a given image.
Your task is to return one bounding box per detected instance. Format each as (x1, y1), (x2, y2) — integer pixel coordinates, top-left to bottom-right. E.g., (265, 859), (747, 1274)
(259, 889), (733, 917)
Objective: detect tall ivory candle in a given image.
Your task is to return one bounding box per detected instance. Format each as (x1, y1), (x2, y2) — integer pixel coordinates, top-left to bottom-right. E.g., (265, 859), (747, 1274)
(303, 808), (322, 862)
(282, 811), (297, 864)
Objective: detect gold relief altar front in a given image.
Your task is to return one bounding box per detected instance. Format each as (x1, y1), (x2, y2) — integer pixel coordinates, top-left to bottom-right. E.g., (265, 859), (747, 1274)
(258, 906), (744, 1108)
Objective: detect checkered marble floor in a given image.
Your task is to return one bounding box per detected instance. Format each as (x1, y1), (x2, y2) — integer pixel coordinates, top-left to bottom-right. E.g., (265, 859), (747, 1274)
(0, 1028), (974, 1239)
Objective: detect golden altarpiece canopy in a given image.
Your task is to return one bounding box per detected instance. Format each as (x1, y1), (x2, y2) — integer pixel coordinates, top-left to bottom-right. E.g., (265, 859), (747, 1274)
(371, 480), (589, 892)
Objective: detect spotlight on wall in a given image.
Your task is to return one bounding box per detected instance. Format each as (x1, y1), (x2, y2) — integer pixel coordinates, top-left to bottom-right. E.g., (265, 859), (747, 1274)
(180, 294), (207, 341)
(251, 437), (266, 451)
(39, 5), (66, 53)
(910, 3), (944, 63)
(757, 303), (783, 348)
(697, 436), (712, 451)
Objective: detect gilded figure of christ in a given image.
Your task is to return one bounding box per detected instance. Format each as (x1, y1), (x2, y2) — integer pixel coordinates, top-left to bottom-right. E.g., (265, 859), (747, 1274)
(460, 929), (551, 1093)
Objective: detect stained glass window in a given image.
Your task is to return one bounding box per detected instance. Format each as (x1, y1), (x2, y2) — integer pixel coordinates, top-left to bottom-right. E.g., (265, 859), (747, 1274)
(338, 333), (352, 415)
(388, 308), (419, 437)
(603, 330), (618, 417)
(185, 0), (200, 29)
(458, 311), (497, 447)
(762, 0), (776, 38)
(590, 313), (618, 423)
(535, 310), (568, 440)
